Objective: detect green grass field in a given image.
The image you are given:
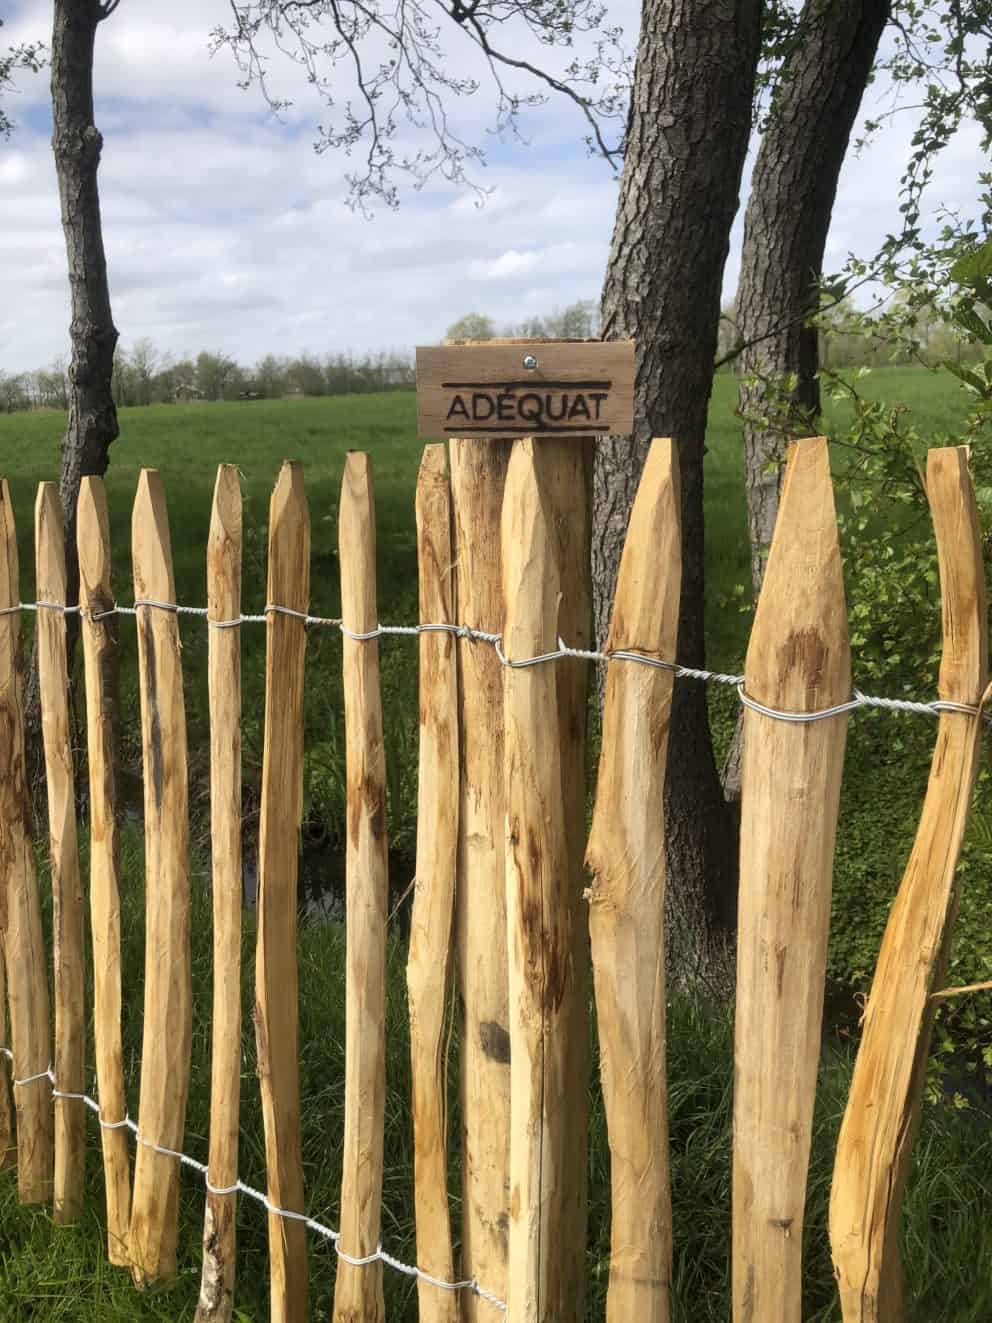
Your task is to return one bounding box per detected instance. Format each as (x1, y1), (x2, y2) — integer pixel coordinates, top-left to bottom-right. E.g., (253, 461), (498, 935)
(0, 366), (989, 1320)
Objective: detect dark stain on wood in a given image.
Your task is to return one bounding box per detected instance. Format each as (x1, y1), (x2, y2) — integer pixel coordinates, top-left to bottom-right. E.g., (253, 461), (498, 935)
(139, 614), (164, 811)
(479, 1019), (511, 1064)
(778, 626), (828, 697)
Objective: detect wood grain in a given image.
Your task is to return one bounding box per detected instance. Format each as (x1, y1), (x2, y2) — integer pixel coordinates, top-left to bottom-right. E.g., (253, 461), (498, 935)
(406, 445), (460, 1323)
(503, 439), (571, 1323)
(732, 437), (850, 1323)
(0, 478), (54, 1205)
(334, 451), (388, 1323)
(196, 465), (243, 1323)
(35, 481), (86, 1222)
(129, 469), (193, 1287)
(586, 438), (681, 1323)
(448, 436), (513, 1316)
(256, 461), (310, 1323)
(77, 475), (131, 1263)
(830, 445), (988, 1323)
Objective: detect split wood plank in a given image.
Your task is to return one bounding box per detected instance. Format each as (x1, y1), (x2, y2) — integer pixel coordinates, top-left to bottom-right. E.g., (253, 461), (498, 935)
(586, 438), (681, 1323)
(448, 436), (513, 1318)
(256, 460), (310, 1323)
(77, 475), (131, 1263)
(503, 438), (572, 1323)
(830, 445), (988, 1323)
(406, 444), (460, 1323)
(0, 477), (54, 1205)
(333, 450), (388, 1323)
(732, 436), (850, 1323)
(129, 469), (193, 1288)
(0, 949), (15, 1169)
(196, 465), (243, 1323)
(35, 482), (86, 1222)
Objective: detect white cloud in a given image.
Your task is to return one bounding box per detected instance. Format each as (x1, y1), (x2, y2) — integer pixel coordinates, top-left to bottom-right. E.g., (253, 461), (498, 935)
(1, 0), (986, 375)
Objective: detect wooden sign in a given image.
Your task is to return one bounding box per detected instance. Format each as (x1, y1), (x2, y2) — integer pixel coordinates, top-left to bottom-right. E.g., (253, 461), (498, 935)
(416, 341), (635, 440)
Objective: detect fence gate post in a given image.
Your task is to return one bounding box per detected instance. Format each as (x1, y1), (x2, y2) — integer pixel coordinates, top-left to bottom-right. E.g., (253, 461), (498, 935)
(255, 461), (310, 1323)
(0, 478), (53, 1206)
(732, 437), (850, 1323)
(129, 469), (193, 1288)
(830, 445), (988, 1323)
(77, 476), (131, 1263)
(586, 437), (681, 1323)
(334, 451), (388, 1323)
(197, 464), (244, 1323)
(35, 482), (86, 1224)
(503, 438), (584, 1323)
(449, 434), (514, 1315)
(407, 444), (460, 1323)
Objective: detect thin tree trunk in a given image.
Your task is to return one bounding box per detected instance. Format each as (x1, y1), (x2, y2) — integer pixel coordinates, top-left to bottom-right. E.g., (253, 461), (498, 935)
(722, 0), (890, 801)
(26, 1), (119, 742)
(597, 0), (761, 992)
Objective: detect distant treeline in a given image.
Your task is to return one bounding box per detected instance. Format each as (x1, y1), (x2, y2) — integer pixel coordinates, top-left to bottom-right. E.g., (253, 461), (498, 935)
(0, 345), (416, 413)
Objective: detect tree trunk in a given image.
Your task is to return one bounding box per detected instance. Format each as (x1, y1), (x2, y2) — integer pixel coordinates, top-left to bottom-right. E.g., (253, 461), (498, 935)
(53, 1), (118, 628)
(722, 0), (890, 801)
(597, 0), (761, 992)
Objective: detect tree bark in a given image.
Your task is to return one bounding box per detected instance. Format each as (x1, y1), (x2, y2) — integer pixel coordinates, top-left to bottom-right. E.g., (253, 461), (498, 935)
(722, 0), (890, 801)
(51, 0), (118, 633)
(597, 0), (761, 992)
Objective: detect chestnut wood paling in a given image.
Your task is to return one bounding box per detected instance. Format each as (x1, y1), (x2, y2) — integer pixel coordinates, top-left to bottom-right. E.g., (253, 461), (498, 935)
(35, 482), (86, 1222)
(448, 436), (513, 1318)
(830, 445), (988, 1323)
(333, 451), (388, 1323)
(406, 445), (460, 1323)
(0, 949), (15, 1169)
(256, 461), (310, 1323)
(542, 435), (593, 1321)
(586, 438), (681, 1323)
(77, 476), (131, 1263)
(732, 437), (850, 1323)
(128, 469), (193, 1288)
(503, 439), (571, 1323)
(196, 465), (243, 1323)
(0, 478), (54, 1205)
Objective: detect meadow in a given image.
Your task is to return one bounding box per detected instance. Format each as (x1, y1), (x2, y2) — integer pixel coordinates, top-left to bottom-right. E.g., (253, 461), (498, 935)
(0, 366), (990, 1319)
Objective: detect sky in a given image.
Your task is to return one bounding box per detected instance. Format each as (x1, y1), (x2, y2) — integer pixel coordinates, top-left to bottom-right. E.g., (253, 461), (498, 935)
(0, 0), (985, 374)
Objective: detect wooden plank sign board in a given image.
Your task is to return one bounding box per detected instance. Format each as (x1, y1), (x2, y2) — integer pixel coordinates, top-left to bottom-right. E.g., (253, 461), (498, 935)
(416, 341), (635, 440)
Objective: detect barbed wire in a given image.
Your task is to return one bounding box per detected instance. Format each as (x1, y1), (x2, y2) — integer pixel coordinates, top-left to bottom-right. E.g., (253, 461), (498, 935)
(0, 598), (985, 726)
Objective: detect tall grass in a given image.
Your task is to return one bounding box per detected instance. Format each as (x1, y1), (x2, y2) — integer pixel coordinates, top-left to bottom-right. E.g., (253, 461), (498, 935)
(2, 848), (989, 1321)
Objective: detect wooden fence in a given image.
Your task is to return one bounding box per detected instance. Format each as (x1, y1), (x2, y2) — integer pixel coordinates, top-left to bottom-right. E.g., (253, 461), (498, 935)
(0, 434), (986, 1323)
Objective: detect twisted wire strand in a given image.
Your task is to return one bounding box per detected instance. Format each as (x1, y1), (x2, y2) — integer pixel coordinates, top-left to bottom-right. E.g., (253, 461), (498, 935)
(0, 599), (983, 726)
(0, 1046), (505, 1309)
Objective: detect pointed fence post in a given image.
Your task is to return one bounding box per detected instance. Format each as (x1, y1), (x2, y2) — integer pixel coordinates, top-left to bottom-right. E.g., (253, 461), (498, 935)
(586, 438), (681, 1323)
(830, 445), (988, 1323)
(77, 475), (131, 1264)
(196, 465), (244, 1323)
(448, 436), (513, 1318)
(732, 436), (850, 1323)
(502, 439), (572, 1323)
(542, 435), (593, 1321)
(129, 469), (193, 1288)
(256, 461), (310, 1323)
(35, 482), (86, 1223)
(0, 478), (54, 1206)
(406, 444), (460, 1323)
(334, 451), (388, 1323)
